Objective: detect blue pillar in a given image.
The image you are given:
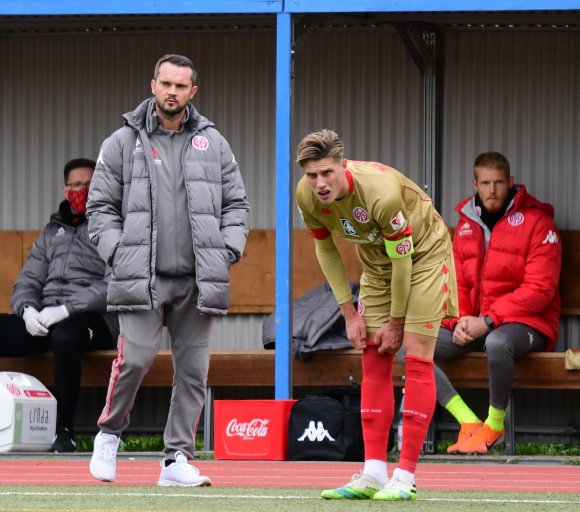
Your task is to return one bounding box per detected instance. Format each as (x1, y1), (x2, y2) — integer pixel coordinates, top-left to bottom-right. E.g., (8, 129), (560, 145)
(274, 11), (293, 399)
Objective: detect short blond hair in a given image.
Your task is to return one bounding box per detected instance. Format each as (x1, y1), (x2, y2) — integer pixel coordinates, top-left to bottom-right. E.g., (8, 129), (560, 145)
(296, 129), (344, 168)
(474, 151), (510, 180)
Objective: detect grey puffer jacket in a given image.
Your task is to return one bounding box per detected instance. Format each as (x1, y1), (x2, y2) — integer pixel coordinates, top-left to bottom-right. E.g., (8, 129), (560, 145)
(11, 201), (119, 337)
(87, 98), (249, 314)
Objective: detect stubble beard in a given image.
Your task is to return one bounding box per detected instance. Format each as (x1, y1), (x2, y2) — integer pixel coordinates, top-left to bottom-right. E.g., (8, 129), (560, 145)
(156, 98), (187, 119)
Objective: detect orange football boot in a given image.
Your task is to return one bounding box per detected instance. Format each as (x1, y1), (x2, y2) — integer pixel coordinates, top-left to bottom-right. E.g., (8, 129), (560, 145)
(447, 421), (483, 454)
(456, 423), (505, 454)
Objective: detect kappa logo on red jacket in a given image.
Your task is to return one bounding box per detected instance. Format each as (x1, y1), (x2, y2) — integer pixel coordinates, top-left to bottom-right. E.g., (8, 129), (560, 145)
(458, 222), (472, 236)
(542, 230), (559, 245)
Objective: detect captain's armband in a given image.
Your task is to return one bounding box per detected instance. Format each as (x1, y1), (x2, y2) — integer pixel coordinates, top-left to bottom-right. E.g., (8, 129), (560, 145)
(384, 235), (414, 259)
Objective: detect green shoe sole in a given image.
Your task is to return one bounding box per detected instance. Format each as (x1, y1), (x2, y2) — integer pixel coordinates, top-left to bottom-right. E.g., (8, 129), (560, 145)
(320, 487), (377, 500)
(372, 489), (417, 501)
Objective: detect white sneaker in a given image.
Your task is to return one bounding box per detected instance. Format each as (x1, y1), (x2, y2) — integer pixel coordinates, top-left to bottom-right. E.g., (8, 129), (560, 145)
(90, 432), (120, 482)
(157, 451), (211, 487)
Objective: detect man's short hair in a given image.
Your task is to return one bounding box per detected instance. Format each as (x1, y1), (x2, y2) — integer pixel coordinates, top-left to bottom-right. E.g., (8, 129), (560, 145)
(474, 151), (510, 179)
(153, 54), (197, 85)
(296, 129), (344, 168)
(63, 158), (96, 184)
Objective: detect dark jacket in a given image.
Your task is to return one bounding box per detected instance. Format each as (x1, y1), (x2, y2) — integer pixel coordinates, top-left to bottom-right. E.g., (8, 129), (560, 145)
(263, 281), (359, 359)
(11, 201), (118, 337)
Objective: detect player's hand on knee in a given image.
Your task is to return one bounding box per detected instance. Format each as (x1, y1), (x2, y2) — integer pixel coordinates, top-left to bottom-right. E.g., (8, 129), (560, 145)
(375, 321), (403, 354)
(346, 315), (367, 350)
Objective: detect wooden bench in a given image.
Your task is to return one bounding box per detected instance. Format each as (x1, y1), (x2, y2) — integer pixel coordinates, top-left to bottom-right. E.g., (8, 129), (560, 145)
(1, 348), (578, 453)
(1, 229), (579, 454)
(1, 349), (578, 390)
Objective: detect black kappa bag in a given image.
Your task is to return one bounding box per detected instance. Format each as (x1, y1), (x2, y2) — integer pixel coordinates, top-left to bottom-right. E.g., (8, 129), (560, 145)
(288, 386), (364, 461)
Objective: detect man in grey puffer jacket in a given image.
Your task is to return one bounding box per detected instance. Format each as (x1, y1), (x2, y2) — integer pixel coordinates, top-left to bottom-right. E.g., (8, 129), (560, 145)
(87, 54), (249, 487)
(0, 158), (118, 453)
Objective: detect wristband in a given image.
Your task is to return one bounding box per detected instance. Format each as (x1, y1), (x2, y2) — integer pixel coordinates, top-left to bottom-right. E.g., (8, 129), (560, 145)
(484, 315), (495, 329)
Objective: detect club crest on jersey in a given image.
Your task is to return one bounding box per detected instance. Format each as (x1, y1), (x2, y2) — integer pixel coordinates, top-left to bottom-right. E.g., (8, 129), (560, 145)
(458, 222), (472, 236)
(341, 219), (359, 237)
(508, 212), (524, 226)
(352, 207), (369, 223)
(389, 210), (406, 232)
(357, 300), (365, 316)
(192, 135), (209, 151)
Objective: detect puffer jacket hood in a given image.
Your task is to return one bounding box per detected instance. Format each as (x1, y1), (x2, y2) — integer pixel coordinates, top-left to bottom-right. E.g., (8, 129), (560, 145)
(455, 184), (554, 220)
(123, 98), (213, 135)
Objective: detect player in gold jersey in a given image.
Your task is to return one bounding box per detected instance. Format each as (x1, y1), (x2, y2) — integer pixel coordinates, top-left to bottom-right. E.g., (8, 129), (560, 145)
(296, 130), (458, 501)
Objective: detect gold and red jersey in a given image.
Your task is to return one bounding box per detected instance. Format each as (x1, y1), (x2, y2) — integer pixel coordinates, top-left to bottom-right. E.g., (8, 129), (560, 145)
(296, 160), (452, 307)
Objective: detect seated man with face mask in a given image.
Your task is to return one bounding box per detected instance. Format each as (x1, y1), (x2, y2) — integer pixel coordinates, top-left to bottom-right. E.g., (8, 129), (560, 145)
(0, 158), (119, 453)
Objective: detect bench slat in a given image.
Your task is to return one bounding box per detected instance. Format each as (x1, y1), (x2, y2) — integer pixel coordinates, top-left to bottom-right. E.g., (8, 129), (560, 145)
(1, 350), (577, 390)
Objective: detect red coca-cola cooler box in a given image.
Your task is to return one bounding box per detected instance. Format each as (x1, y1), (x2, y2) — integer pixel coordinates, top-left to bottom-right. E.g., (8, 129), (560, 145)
(213, 399), (297, 460)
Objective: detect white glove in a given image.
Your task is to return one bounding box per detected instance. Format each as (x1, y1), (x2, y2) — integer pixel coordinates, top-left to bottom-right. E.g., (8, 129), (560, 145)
(22, 306), (49, 337)
(37, 305), (70, 329)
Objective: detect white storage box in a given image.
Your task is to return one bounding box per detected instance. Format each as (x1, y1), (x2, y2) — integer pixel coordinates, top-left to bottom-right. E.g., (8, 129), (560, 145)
(0, 372), (56, 452)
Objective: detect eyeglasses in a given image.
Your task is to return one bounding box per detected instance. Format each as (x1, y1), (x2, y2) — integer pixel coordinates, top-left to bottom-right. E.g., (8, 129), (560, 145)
(66, 181), (91, 191)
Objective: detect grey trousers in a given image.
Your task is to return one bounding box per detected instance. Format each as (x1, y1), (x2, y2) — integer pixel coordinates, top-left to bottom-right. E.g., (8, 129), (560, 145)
(433, 323), (547, 409)
(97, 275), (213, 460)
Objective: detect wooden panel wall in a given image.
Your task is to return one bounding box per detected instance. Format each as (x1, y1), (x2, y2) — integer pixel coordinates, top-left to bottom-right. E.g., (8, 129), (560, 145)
(0, 231), (33, 313)
(228, 230), (362, 313)
(1, 229), (578, 315)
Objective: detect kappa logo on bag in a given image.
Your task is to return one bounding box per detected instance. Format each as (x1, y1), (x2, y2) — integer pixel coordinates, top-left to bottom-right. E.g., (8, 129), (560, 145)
(288, 386), (364, 461)
(297, 421), (336, 442)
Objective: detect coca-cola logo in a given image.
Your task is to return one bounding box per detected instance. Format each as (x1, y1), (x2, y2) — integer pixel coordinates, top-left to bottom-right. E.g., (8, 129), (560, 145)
(226, 418), (270, 439)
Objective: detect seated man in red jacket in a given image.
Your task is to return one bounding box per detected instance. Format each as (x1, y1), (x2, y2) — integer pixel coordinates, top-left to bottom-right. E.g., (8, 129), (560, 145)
(436, 151), (561, 454)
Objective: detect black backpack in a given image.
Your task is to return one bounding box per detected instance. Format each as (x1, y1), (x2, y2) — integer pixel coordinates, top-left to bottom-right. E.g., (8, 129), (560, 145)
(287, 386), (364, 461)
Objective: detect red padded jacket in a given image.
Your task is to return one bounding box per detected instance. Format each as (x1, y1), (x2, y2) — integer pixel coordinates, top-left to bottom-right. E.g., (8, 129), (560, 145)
(442, 185), (561, 350)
